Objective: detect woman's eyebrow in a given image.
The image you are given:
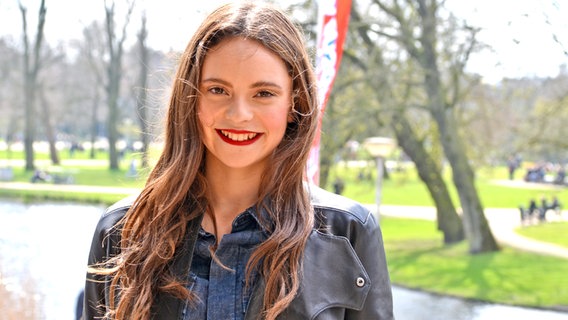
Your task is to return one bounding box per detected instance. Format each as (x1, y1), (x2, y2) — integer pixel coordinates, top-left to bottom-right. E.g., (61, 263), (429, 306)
(201, 77), (231, 86)
(250, 81), (284, 90)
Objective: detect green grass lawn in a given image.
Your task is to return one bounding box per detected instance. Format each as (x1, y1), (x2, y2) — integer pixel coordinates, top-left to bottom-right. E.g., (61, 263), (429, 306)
(382, 217), (568, 309)
(516, 222), (568, 248)
(0, 151), (148, 204)
(8, 164), (147, 187)
(0, 187), (129, 205)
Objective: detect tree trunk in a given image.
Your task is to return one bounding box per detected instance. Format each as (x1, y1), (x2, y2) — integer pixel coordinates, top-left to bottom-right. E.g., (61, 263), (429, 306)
(23, 76), (36, 171)
(19, 0), (46, 171)
(414, 0), (498, 253)
(391, 111), (464, 243)
(136, 14), (150, 168)
(436, 109), (498, 252)
(39, 87), (60, 165)
(347, 5), (462, 244)
(422, 49), (498, 252)
(105, 1), (135, 170)
(89, 89), (100, 159)
(107, 58), (120, 170)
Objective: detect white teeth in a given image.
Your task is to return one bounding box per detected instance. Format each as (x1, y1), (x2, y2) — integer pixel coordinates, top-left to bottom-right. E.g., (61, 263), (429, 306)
(221, 130), (257, 141)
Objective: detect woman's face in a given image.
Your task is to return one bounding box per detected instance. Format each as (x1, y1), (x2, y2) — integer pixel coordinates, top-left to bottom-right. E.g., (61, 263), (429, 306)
(198, 37), (293, 173)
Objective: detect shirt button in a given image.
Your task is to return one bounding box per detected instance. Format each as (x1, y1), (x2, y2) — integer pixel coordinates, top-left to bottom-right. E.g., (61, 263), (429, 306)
(356, 277), (365, 287)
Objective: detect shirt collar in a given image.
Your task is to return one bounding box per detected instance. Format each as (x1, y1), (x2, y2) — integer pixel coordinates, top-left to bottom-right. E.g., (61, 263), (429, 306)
(231, 206), (272, 233)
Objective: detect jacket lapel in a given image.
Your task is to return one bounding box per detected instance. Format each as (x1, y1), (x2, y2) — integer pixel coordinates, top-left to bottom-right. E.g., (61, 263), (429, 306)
(151, 215), (203, 319)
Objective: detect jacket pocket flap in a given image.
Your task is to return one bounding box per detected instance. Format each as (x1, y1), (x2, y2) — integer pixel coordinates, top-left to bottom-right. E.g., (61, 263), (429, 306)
(286, 231), (371, 319)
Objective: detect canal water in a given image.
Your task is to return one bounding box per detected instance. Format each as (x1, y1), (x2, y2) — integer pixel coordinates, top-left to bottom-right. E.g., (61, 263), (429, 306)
(1, 200), (567, 319)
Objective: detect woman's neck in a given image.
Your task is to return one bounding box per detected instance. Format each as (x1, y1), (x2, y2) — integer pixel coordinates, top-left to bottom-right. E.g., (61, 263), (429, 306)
(203, 161), (263, 241)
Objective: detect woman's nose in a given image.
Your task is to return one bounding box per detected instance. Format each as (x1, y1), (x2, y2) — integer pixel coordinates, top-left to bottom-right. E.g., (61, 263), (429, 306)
(225, 97), (253, 122)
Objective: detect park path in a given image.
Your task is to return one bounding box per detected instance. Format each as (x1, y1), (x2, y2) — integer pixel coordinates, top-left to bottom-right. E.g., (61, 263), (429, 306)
(1, 181), (567, 259)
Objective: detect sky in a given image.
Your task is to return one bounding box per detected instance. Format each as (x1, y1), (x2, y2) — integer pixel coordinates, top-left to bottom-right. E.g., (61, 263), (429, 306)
(446, 0), (567, 83)
(1, 0), (566, 84)
(0, 0), (233, 51)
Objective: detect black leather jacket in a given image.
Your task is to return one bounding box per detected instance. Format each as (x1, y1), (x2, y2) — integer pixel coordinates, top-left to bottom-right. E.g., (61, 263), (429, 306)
(84, 186), (394, 319)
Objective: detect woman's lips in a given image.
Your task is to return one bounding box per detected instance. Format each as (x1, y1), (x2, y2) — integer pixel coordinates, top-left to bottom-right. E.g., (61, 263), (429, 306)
(217, 129), (263, 146)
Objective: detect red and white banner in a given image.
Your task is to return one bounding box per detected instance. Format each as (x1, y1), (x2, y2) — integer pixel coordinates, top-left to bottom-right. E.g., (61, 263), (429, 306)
(307, 0), (352, 185)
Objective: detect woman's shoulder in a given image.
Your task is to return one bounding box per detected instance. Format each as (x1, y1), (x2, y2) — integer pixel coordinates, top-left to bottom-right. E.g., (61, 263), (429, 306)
(308, 185), (376, 229)
(104, 194), (138, 216)
(88, 195), (138, 263)
(93, 194), (138, 237)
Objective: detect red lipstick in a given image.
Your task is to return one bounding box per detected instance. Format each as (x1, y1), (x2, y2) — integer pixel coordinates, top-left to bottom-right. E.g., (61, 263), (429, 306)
(216, 129), (263, 146)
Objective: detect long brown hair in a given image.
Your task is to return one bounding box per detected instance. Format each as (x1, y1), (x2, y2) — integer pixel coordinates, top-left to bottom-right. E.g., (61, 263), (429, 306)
(94, 2), (319, 319)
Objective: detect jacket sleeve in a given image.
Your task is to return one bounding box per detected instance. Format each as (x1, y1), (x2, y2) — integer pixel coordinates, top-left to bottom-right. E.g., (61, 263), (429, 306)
(83, 205), (128, 319)
(346, 211), (394, 320)
(310, 186), (394, 320)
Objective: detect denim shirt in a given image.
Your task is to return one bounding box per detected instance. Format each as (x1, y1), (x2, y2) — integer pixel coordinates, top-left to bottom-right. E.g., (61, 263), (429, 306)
(182, 208), (267, 320)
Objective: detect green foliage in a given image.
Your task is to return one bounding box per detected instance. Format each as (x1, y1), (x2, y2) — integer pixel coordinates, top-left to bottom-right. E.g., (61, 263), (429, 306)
(381, 217), (568, 308)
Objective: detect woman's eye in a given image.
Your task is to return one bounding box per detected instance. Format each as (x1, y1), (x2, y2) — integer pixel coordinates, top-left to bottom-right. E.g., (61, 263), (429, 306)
(209, 87), (226, 95)
(256, 90), (275, 98)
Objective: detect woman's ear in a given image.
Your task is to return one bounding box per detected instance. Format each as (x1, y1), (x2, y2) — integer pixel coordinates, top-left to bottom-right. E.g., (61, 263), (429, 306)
(288, 104), (295, 123)
(288, 93), (298, 123)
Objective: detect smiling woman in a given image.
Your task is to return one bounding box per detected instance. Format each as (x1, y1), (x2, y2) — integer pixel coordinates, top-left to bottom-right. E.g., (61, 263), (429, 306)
(83, 2), (393, 320)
